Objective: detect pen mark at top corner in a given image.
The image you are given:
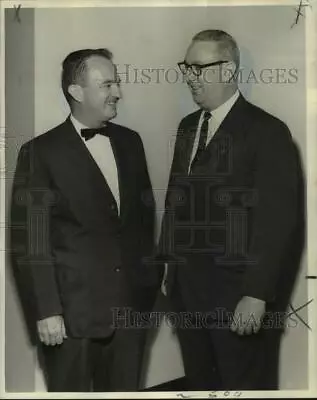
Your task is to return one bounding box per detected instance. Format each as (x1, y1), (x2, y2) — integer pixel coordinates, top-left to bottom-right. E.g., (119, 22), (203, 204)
(13, 4), (22, 24)
(291, 0), (312, 29)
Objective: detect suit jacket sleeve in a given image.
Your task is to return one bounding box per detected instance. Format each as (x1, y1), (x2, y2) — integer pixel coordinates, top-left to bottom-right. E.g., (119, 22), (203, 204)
(135, 134), (163, 287)
(10, 141), (63, 320)
(241, 121), (299, 302)
(157, 119), (186, 260)
(138, 140), (155, 260)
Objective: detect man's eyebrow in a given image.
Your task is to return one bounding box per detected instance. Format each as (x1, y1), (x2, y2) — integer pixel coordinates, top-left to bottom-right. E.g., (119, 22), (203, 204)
(97, 78), (121, 84)
(186, 61), (208, 65)
(96, 78), (117, 84)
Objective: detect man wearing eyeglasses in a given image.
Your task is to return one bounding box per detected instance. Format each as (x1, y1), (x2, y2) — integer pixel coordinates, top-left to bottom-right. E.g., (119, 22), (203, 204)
(159, 30), (303, 390)
(10, 48), (159, 391)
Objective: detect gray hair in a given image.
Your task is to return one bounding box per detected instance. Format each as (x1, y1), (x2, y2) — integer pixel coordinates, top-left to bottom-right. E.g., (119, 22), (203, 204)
(192, 30), (240, 69)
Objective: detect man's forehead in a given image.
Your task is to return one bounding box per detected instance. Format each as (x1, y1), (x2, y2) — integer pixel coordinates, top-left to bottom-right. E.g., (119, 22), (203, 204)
(85, 55), (116, 79)
(185, 40), (222, 63)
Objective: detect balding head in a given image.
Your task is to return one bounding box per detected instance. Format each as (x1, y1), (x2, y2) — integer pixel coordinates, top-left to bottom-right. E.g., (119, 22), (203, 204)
(192, 30), (240, 70)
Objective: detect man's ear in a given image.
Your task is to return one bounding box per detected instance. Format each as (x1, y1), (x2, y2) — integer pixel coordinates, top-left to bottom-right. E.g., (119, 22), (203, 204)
(68, 84), (84, 103)
(220, 61), (237, 83)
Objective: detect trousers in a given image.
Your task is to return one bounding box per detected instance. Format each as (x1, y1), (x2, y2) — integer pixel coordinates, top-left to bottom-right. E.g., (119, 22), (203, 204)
(40, 328), (146, 392)
(169, 280), (281, 390)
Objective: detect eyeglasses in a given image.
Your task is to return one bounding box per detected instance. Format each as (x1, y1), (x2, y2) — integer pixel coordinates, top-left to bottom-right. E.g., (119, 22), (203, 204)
(177, 60), (229, 77)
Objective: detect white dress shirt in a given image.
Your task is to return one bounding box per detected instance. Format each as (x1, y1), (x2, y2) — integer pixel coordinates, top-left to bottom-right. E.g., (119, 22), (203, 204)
(70, 115), (120, 213)
(188, 90), (240, 173)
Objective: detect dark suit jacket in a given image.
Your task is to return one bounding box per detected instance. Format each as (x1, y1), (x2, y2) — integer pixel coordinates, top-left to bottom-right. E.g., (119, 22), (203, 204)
(10, 117), (159, 338)
(160, 94), (304, 315)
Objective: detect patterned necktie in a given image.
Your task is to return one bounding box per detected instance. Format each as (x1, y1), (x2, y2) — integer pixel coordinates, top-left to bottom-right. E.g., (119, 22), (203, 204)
(81, 126), (110, 141)
(190, 111), (212, 173)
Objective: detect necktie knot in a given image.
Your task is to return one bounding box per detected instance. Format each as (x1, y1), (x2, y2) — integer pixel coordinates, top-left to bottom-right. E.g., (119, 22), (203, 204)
(81, 126), (110, 141)
(203, 111), (212, 121)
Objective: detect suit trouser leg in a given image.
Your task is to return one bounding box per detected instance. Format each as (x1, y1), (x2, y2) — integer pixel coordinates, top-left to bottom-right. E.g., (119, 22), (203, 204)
(176, 322), (223, 390)
(174, 313), (281, 391)
(210, 321), (282, 390)
(91, 334), (116, 392)
(41, 334), (115, 392)
(110, 285), (160, 391)
(169, 265), (282, 390)
(169, 287), (222, 391)
(110, 327), (148, 391)
(169, 282), (281, 390)
(41, 337), (93, 392)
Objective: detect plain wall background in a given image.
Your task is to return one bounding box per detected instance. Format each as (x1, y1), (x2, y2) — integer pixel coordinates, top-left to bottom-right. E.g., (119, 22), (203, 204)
(5, 5), (308, 391)
(5, 8), (36, 392)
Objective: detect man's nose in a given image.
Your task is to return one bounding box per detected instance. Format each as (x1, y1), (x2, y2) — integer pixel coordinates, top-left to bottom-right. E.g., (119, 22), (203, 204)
(185, 69), (198, 83)
(111, 83), (122, 99)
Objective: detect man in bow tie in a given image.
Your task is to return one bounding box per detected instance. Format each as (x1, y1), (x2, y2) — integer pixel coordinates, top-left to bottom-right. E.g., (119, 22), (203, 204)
(159, 30), (304, 390)
(10, 48), (159, 391)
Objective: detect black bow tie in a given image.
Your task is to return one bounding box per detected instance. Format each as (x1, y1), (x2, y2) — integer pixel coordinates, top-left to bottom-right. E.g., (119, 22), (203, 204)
(81, 126), (110, 141)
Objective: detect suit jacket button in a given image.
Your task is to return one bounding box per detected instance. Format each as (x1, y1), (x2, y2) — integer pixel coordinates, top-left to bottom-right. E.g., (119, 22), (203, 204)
(114, 266), (121, 272)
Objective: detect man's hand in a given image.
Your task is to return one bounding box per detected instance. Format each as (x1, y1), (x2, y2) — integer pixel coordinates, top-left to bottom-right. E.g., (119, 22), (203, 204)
(37, 315), (67, 346)
(230, 296), (266, 335)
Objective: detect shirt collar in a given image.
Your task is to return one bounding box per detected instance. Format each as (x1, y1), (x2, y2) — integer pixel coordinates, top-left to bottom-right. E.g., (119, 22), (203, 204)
(70, 114), (90, 138)
(204, 89), (240, 123)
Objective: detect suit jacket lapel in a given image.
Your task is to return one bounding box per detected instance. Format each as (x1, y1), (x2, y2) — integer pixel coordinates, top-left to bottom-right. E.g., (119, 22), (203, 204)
(191, 94), (248, 174)
(107, 122), (130, 221)
(55, 118), (120, 227)
(210, 93), (247, 143)
(173, 110), (201, 175)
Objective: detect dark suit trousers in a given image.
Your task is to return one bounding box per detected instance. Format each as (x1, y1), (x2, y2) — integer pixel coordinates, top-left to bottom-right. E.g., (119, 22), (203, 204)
(170, 280), (281, 391)
(41, 328), (147, 392)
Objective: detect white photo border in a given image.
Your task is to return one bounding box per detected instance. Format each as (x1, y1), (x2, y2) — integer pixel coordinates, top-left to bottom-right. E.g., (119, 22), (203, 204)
(0, 0), (316, 398)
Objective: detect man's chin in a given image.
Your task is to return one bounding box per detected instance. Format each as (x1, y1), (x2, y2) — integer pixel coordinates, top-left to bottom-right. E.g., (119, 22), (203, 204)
(103, 108), (117, 121)
(191, 93), (205, 107)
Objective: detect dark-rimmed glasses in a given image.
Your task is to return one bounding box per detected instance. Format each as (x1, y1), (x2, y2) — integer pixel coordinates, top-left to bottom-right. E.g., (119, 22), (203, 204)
(177, 60), (229, 77)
